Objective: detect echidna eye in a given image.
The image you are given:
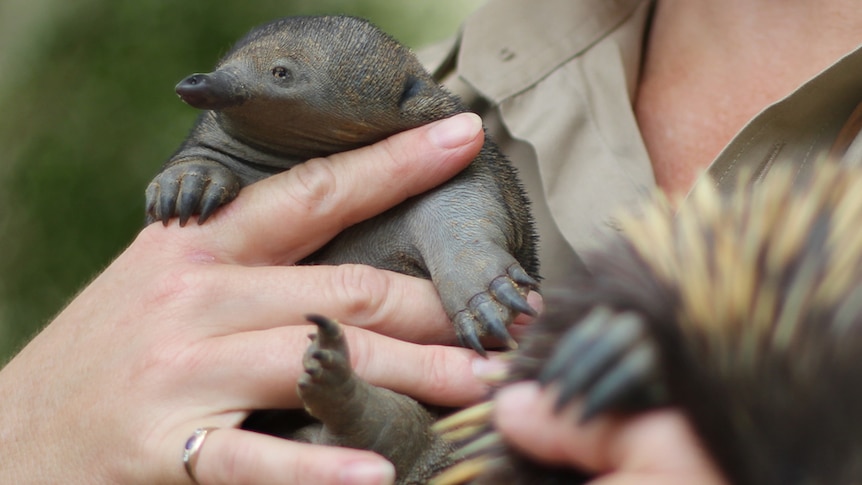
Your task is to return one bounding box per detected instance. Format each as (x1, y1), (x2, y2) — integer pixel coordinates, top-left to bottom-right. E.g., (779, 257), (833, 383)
(271, 66), (291, 80)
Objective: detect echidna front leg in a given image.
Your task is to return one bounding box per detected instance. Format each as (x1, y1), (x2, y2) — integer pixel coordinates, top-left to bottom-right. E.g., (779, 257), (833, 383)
(445, 255), (539, 355)
(298, 315), (453, 483)
(145, 158), (241, 226)
(537, 307), (667, 420)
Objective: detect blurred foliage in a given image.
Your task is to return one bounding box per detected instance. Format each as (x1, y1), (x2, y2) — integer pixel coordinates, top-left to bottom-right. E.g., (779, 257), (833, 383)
(0, 0), (482, 362)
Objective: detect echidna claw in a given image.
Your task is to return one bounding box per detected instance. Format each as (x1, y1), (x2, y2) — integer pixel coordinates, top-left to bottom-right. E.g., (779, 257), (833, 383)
(489, 276), (536, 317)
(179, 184), (201, 226)
(198, 193), (221, 224)
(457, 271), (536, 353)
(580, 342), (659, 421)
(538, 307), (611, 385)
(158, 181), (179, 226)
(536, 308), (659, 420)
(553, 311), (647, 412)
(304, 313), (348, 352)
(508, 264), (539, 289)
(475, 301), (518, 350)
(297, 314), (353, 407)
(455, 312), (487, 356)
(145, 159), (241, 227)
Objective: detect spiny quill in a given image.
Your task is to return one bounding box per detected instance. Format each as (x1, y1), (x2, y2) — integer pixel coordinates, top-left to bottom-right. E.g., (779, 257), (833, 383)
(433, 159), (862, 485)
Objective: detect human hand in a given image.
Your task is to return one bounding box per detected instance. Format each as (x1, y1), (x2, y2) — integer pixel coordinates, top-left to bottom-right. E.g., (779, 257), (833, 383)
(0, 113), (503, 485)
(493, 382), (727, 485)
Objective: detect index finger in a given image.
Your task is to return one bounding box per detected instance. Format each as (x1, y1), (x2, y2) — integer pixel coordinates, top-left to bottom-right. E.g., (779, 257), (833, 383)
(197, 113), (485, 265)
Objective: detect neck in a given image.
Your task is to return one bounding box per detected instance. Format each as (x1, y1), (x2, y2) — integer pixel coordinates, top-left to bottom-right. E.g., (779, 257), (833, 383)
(636, 0), (862, 199)
(650, 0), (862, 81)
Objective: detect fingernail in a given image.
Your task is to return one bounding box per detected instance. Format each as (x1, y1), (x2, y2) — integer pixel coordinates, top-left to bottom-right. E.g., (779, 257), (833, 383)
(428, 113), (482, 148)
(526, 291), (544, 315)
(340, 460), (395, 485)
(472, 356), (509, 381)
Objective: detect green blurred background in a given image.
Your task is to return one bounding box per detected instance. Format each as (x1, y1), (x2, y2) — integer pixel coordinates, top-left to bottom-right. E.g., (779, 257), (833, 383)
(0, 0), (483, 362)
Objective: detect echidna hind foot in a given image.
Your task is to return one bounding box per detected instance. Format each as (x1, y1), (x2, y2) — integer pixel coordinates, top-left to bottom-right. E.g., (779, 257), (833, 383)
(298, 315), (455, 485)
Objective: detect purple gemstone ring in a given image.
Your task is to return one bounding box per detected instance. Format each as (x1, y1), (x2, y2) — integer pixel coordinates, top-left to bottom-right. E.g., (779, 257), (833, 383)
(182, 427), (219, 484)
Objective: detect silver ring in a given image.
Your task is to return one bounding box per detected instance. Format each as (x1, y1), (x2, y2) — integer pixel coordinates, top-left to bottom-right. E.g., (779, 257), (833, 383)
(183, 427), (218, 484)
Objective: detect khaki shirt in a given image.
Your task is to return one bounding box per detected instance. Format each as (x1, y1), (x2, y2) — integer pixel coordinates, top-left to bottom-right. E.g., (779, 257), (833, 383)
(420, 0), (862, 287)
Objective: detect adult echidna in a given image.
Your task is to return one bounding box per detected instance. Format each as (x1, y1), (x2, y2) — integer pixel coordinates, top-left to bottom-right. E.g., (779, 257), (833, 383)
(433, 160), (862, 485)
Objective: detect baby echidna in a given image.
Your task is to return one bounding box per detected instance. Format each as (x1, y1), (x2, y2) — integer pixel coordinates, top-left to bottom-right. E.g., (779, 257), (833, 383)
(433, 160), (862, 485)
